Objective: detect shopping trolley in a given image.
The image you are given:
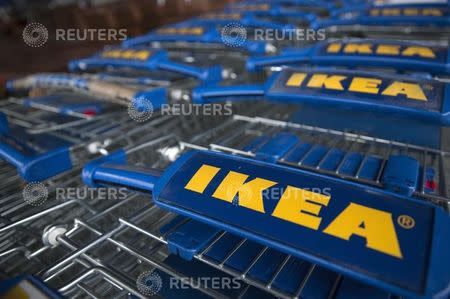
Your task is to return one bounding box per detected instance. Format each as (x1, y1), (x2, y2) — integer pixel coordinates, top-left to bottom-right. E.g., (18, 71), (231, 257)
(246, 39), (450, 80)
(0, 89), (137, 181)
(224, 1), (333, 21)
(311, 3), (450, 41)
(75, 113), (450, 299)
(67, 46), (242, 104)
(180, 12), (302, 49)
(192, 66), (450, 149)
(330, 2), (450, 19)
(68, 46), (226, 84)
(122, 22), (276, 55)
(6, 73), (168, 107)
(0, 113), (224, 274)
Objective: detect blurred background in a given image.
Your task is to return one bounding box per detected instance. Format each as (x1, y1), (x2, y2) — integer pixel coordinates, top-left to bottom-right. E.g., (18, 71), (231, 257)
(0, 0), (237, 82)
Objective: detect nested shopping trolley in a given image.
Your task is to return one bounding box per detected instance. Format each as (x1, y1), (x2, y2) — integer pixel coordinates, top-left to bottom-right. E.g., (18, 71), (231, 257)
(311, 3), (450, 42)
(0, 112), (226, 277)
(1, 109), (448, 299)
(0, 91), (135, 182)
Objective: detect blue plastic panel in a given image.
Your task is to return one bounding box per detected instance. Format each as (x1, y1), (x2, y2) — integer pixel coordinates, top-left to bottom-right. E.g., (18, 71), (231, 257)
(165, 219), (221, 260)
(152, 150), (450, 299)
(247, 39), (450, 75)
(254, 132), (299, 162)
(381, 155), (420, 196)
(265, 68), (450, 125)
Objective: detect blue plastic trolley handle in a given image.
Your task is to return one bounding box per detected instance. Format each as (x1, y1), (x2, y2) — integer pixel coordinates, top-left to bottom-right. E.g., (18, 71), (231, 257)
(193, 67), (450, 126)
(69, 48), (223, 83)
(6, 74), (169, 110)
(0, 113), (73, 182)
(122, 24), (270, 55)
(185, 16), (297, 32)
(81, 149), (450, 299)
(312, 8), (450, 30)
(331, 3), (450, 18)
(246, 39), (450, 75)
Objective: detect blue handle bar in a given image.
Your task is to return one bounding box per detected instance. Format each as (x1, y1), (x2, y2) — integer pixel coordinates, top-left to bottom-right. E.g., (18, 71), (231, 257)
(0, 113), (73, 181)
(194, 67), (450, 126)
(122, 28), (270, 55)
(82, 149), (161, 191)
(7, 74), (169, 109)
(247, 40), (450, 75)
(69, 48), (223, 83)
(312, 16), (450, 30)
(0, 141), (72, 182)
(185, 17), (296, 31)
(332, 3), (450, 18)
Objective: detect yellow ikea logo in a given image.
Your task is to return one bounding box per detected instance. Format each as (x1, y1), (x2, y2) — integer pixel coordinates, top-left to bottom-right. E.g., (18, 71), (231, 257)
(101, 49), (151, 60)
(157, 27), (204, 35)
(326, 43), (436, 59)
(369, 8), (444, 16)
(184, 164), (403, 258)
(284, 72), (428, 101)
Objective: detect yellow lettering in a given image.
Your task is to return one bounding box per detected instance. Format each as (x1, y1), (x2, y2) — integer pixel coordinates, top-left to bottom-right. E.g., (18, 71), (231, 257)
(404, 8), (419, 16)
(272, 186), (330, 230)
(307, 74), (346, 91)
(326, 43), (342, 53)
(286, 73), (307, 87)
(382, 82), (427, 101)
(184, 164), (220, 194)
(402, 46), (436, 58)
(382, 8), (401, 16)
(376, 44), (401, 55)
(343, 43), (373, 54)
(212, 171), (277, 213)
(323, 203), (402, 258)
(370, 9), (380, 16)
(349, 77), (381, 94)
(422, 8), (443, 16)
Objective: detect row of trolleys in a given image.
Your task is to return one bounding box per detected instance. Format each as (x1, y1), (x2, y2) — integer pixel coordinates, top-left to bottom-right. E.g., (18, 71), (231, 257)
(1, 0), (450, 298)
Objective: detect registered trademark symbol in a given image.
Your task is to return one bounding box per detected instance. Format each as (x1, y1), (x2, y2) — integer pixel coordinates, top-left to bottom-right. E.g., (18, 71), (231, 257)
(397, 215), (415, 229)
